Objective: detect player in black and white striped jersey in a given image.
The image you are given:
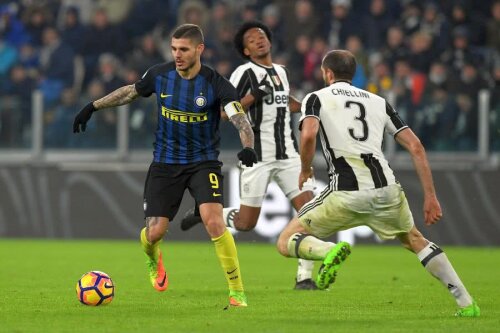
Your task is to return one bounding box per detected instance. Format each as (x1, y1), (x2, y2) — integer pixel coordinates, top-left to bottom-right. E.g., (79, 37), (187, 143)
(229, 51), (296, 162)
(276, 50), (479, 316)
(181, 21), (317, 290)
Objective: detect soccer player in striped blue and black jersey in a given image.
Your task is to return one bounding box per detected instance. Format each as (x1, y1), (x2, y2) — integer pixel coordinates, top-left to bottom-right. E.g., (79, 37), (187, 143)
(181, 21), (318, 290)
(73, 24), (257, 307)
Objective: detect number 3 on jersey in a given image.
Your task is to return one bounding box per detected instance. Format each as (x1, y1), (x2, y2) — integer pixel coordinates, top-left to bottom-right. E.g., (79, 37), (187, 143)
(346, 101), (368, 141)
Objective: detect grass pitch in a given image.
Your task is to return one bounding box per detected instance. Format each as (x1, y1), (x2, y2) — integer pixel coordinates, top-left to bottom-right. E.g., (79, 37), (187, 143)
(0, 239), (499, 333)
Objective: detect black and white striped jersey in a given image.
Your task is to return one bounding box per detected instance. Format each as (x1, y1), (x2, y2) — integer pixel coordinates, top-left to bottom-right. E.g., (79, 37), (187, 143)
(229, 61), (298, 162)
(300, 81), (408, 191)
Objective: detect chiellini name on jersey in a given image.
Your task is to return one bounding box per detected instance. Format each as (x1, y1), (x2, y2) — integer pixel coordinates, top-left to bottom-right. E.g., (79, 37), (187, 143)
(331, 88), (370, 99)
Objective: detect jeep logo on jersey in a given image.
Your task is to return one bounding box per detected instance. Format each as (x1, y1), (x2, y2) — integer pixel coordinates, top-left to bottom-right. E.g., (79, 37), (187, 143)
(195, 95), (206, 107)
(264, 92), (289, 106)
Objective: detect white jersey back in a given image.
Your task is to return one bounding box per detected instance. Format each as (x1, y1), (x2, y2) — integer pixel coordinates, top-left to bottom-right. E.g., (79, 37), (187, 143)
(300, 81), (408, 191)
(230, 62), (298, 161)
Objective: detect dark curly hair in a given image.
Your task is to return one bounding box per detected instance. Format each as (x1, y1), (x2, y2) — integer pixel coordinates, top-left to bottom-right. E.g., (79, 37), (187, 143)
(233, 21), (272, 59)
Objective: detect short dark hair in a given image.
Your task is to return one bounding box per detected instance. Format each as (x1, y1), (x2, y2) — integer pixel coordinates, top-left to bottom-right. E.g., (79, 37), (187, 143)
(322, 50), (356, 81)
(233, 21), (272, 59)
(172, 24), (204, 44)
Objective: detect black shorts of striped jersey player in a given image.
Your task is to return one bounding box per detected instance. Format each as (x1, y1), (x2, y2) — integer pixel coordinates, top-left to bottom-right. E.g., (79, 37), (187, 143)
(72, 23), (255, 307)
(276, 49), (479, 317)
(143, 161), (224, 220)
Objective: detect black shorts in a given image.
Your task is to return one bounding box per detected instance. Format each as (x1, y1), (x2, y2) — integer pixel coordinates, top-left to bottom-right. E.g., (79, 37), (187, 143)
(143, 160), (224, 220)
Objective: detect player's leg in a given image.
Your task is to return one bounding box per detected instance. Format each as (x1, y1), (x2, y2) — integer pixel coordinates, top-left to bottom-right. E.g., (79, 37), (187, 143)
(281, 187), (359, 289)
(290, 191), (317, 289)
(200, 203), (247, 307)
(224, 205), (261, 230)
(277, 217), (330, 259)
(199, 202), (226, 237)
(277, 158), (318, 289)
(140, 216), (169, 291)
(277, 216), (351, 290)
(397, 226), (479, 317)
(374, 185), (479, 317)
(189, 162), (247, 307)
(223, 161), (270, 230)
(179, 206), (203, 231)
(141, 162), (187, 291)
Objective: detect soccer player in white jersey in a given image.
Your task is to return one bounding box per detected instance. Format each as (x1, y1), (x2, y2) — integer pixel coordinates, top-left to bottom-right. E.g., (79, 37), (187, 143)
(276, 50), (480, 317)
(181, 21), (317, 290)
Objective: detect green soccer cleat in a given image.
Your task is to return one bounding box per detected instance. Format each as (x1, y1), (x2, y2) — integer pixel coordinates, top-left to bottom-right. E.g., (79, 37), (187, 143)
(229, 290), (248, 307)
(316, 242), (351, 290)
(455, 300), (480, 317)
(146, 251), (168, 291)
(180, 207), (203, 231)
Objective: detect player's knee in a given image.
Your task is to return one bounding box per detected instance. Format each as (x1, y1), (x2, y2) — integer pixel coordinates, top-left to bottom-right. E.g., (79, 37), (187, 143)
(401, 228), (428, 253)
(147, 227), (165, 243)
(146, 217), (167, 243)
(203, 216), (225, 237)
(276, 233), (290, 257)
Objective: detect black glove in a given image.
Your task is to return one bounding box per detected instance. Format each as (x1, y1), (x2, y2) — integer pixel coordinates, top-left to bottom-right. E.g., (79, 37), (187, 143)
(73, 102), (97, 133)
(237, 147), (258, 167)
(251, 75), (272, 101)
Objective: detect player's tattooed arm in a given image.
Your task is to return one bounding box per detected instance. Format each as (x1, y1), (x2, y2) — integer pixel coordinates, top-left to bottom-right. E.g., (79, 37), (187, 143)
(230, 113), (254, 148)
(74, 84), (141, 133)
(93, 85), (139, 110)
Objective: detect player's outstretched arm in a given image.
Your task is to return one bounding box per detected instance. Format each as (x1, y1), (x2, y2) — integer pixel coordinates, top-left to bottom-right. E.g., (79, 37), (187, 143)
(230, 112), (257, 167)
(395, 128), (442, 225)
(299, 117), (319, 190)
(73, 84), (139, 133)
(93, 84), (139, 109)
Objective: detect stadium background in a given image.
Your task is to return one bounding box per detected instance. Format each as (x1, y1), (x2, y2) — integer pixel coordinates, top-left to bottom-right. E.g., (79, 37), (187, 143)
(0, 0), (499, 245)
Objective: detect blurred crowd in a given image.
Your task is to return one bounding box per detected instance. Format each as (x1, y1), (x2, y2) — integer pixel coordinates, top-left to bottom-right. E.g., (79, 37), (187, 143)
(0, 0), (499, 151)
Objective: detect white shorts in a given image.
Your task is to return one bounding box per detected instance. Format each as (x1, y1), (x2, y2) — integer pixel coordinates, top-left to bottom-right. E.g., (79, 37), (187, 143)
(239, 157), (315, 207)
(297, 183), (414, 240)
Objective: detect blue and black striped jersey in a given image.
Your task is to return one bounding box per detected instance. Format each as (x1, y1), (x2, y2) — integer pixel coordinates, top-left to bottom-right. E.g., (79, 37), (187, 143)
(135, 62), (240, 164)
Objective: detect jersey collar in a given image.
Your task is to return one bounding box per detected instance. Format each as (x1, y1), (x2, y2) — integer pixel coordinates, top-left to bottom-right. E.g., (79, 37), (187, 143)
(249, 59), (274, 69)
(332, 80), (352, 85)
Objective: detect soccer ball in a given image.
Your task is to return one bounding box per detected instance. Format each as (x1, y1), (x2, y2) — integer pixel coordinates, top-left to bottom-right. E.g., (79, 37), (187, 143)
(76, 271), (114, 306)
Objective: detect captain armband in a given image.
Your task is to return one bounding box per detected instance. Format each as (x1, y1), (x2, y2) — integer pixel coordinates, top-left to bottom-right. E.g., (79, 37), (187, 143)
(224, 101), (245, 118)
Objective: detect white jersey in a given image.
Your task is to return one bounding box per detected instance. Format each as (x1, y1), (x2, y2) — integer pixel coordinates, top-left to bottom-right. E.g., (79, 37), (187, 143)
(300, 81), (408, 191)
(230, 62), (298, 162)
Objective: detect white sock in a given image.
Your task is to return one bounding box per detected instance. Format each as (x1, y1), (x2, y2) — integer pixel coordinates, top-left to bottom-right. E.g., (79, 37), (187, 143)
(296, 259), (314, 282)
(417, 242), (473, 307)
(222, 207), (239, 229)
(287, 233), (335, 260)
